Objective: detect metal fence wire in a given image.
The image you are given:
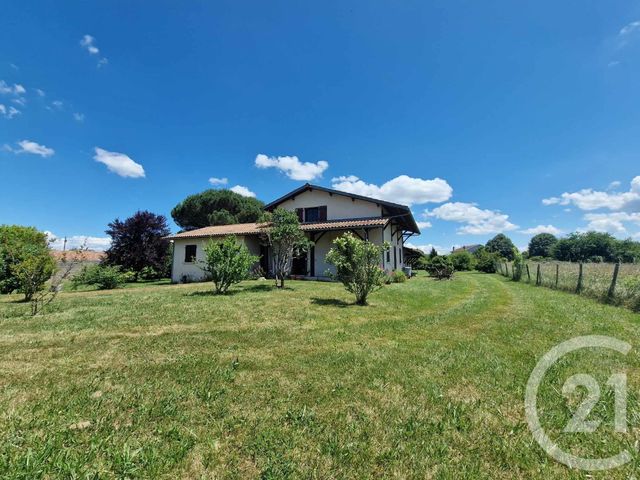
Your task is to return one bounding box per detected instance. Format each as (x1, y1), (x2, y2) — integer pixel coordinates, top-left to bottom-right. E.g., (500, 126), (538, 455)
(497, 261), (640, 312)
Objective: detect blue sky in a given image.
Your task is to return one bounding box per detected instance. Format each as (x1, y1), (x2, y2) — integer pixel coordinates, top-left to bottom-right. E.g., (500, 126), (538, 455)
(1, 1), (639, 253)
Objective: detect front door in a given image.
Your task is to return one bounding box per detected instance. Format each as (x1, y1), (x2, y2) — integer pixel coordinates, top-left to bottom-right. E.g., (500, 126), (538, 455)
(291, 251), (308, 276)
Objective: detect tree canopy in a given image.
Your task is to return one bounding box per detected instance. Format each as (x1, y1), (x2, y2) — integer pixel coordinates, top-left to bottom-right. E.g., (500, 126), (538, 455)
(528, 233), (558, 258)
(171, 189), (265, 231)
(0, 225), (52, 294)
(104, 211), (171, 278)
(485, 234), (516, 260)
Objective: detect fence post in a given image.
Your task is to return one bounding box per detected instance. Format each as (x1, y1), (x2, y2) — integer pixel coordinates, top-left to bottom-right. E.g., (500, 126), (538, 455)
(576, 262), (583, 294)
(607, 262), (620, 301)
(526, 264), (531, 283)
(555, 264), (559, 289)
(535, 264), (541, 286)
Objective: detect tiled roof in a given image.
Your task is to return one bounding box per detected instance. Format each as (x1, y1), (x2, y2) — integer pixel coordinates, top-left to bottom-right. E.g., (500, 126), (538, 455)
(167, 223), (267, 239)
(300, 218), (388, 231)
(166, 218), (390, 240)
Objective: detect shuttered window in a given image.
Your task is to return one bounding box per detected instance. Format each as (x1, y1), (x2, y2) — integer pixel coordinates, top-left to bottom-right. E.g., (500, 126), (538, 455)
(185, 244), (197, 263)
(300, 206), (327, 223)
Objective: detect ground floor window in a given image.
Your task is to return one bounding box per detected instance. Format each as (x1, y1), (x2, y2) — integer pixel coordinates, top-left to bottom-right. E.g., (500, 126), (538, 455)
(184, 244), (197, 263)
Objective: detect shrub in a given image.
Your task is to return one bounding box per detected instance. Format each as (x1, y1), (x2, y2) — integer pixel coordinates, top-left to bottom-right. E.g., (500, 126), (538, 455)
(71, 264), (126, 290)
(389, 270), (407, 283)
(12, 254), (56, 301)
(199, 236), (259, 294)
(474, 250), (499, 273)
(449, 251), (475, 271)
(414, 256), (430, 271)
(426, 256), (454, 280)
(528, 233), (558, 258)
(326, 233), (388, 305)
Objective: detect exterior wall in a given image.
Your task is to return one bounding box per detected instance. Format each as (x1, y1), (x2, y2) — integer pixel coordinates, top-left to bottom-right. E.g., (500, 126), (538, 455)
(171, 235), (261, 283)
(276, 189), (382, 220)
(380, 222), (404, 272)
(307, 223), (404, 278)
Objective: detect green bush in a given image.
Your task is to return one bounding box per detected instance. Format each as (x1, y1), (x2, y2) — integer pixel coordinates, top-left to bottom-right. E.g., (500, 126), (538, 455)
(71, 264), (126, 290)
(200, 236), (259, 294)
(512, 251), (524, 281)
(474, 250), (499, 273)
(389, 270), (407, 283)
(449, 251), (475, 271)
(426, 256), (454, 280)
(326, 233), (388, 305)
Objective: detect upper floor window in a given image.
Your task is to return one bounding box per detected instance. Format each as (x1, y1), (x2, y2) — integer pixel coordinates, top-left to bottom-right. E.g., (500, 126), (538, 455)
(295, 206), (327, 223)
(184, 244), (197, 263)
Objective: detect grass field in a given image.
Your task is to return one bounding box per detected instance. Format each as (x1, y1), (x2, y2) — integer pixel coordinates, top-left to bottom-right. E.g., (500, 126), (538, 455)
(1, 273), (640, 478)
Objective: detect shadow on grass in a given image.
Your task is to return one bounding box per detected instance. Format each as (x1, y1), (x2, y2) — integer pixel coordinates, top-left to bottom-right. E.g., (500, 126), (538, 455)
(185, 283), (292, 297)
(310, 297), (353, 308)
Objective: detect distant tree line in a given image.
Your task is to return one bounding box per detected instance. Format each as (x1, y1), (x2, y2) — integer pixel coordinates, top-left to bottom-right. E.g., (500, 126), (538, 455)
(526, 231), (640, 263)
(411, 230), (640, 279)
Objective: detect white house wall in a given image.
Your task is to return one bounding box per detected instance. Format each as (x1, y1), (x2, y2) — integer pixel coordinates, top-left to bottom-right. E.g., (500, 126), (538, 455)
(276, 189), (382, 220)
(171, 235), (261, 283)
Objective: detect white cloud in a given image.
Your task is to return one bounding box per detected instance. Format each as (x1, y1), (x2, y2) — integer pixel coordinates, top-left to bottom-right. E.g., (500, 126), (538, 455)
(405, 242), (449, 255)
(7, 140), (55, 157)
(331, 175), (453, 206)
(230, 185), (256, 197)
(0, 104), (20, 119)
(36, 88), (45, 97)
(519, 224), (563, 235)
(80, 35), (100, 54)
(51, 100), (64, 110)
(608, 61), (621, 68)
(73, 112), (85, 122)
(620, 21), (640, 36)
(583, 212), (640, 235)
(12, 97), (26, 106)
(608, 180), (622, 190)
(80, 35), (108, 67)
(0, 80), (25, 96)
(416, 221), (432, 229)
(93, 147), (145, 178)
(255, 154), (329, 181)
(46, 231), (111, 251)
(208, 177), (228, 186)
(426, 202), (517, 235)
(542, 176), (640, 211)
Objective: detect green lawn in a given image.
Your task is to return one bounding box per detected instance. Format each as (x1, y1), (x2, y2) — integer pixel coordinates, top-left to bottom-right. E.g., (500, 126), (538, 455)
(1, 273), (639, 478)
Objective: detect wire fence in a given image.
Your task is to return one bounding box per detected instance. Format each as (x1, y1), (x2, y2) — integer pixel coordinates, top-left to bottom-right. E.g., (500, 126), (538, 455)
(497, 261), (640, 312)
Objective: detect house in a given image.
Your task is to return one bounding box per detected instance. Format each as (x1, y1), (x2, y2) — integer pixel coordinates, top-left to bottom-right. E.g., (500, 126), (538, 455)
(167, 183), (421, 283)
(451, 244), (483, 255)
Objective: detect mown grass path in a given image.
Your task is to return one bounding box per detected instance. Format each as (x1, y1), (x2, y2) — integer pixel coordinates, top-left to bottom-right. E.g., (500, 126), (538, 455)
(1, 273), (639, 478)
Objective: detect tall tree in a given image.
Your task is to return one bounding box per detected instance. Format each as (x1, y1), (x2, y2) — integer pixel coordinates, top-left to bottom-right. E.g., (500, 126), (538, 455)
(104, 211), (171, 279)
(263, 208), (309, 288)
(171, 189), (264, 230)
(485, 234), (516, 260)
(528, 233), (558, 258)
(0, 225), (52, 294)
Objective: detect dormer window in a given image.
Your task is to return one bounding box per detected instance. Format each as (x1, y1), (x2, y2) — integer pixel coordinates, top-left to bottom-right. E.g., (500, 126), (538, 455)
(295, 206), (327, 223)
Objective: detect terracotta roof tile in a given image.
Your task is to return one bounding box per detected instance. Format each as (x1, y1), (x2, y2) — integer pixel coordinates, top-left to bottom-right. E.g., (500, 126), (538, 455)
(167, 218), (390, 240)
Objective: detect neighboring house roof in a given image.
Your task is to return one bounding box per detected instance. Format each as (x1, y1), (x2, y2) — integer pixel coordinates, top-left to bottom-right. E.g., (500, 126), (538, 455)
(264, 183), (420, 234)
(166, 217), (390, 240)
(452, 244), (483, 254)
(51, 250), (104, 262)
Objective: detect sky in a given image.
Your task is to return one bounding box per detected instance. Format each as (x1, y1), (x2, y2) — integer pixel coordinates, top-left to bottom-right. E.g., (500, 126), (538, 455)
(1, 0), (639, 253)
